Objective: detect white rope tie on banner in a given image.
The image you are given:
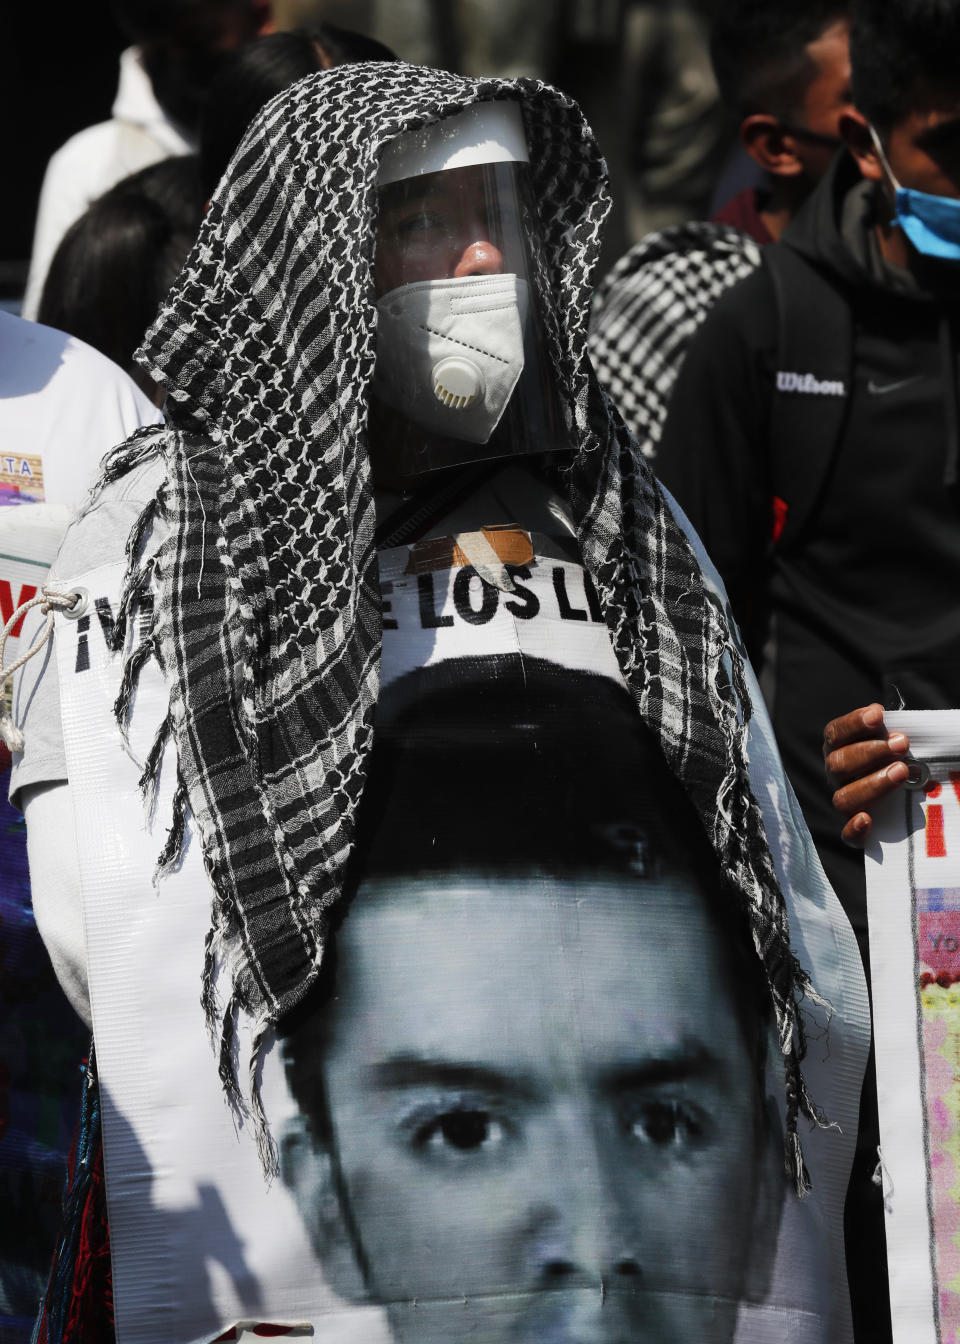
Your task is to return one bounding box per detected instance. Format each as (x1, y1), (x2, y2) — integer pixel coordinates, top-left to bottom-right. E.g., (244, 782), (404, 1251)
(0, 585), (87, 751)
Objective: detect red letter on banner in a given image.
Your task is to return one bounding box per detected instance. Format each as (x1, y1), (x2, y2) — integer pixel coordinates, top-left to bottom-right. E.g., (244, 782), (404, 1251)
(0, 581), (38, 638)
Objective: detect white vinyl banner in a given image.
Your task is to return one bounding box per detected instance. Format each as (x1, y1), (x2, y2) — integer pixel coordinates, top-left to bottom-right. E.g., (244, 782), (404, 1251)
(865, 711), (960, 1344)
(43, 518), (869, 1344)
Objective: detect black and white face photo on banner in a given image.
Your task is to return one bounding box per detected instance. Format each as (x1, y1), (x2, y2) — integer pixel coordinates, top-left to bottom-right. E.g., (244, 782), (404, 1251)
(279, 655), (786, 1344)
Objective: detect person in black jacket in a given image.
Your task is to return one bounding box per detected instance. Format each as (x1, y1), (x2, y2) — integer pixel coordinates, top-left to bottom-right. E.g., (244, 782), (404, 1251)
(589, 1), (852, 459)
(658, 0), (960, 961)
(655, 2), (960, 1339)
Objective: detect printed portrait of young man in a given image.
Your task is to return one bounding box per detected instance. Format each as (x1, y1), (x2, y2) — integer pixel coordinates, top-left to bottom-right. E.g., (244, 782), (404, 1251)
(280, 658), (786, 1344)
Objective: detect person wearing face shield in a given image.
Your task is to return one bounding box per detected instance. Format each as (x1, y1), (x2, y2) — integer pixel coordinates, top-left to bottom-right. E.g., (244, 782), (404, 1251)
(369, 103), (570, 482)
(7, 65), (868, 1343)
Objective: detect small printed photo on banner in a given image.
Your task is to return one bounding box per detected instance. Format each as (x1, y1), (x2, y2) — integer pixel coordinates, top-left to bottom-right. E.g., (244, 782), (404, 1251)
(0, 454), (44, 505)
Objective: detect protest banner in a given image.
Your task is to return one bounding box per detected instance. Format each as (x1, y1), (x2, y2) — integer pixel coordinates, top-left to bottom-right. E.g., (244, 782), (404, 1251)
(866, 711), (960, 1344)
(12, 516), (869, 1344)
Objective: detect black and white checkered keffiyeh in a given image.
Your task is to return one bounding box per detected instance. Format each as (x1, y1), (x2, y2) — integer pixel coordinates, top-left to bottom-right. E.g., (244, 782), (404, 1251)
(98, 63), (817, 1187)
(590, 222), (761, 457)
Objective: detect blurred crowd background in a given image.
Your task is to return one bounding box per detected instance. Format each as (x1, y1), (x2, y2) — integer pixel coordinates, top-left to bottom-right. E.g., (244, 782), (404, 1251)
(4, 0), (737, 315)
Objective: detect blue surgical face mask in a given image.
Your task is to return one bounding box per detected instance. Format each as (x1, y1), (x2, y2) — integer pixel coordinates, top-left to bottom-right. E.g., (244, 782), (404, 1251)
(869, 124), (960, 261)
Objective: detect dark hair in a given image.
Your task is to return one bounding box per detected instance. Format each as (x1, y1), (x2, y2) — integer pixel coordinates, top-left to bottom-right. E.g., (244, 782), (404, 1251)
(349, 657), (725, 882)
(37, 157), (204, 397)
(851, 0), (960, 131)
(710, 0), (851, 121)
(317, 21), (398, 66)
(200, 27), (396, 197)
(282, 658), (771, 1139)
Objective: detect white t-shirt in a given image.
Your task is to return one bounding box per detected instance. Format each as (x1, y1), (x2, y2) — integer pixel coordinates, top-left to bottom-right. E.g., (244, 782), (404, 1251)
(22, 46), (195, 321)
(0, 310), (161, 514)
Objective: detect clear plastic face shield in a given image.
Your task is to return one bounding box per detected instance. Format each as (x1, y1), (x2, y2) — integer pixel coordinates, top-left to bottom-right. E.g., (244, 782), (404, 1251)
(370, 103), (571, 479)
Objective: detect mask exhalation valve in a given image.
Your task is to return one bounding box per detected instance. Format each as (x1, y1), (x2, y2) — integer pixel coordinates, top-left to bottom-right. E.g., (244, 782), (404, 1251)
(432, 355), (485, 410)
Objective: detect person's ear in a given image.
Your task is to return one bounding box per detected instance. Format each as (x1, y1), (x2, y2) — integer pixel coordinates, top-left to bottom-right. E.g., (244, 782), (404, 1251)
(741, 114), (804, 178)
(840, 108), (884, 183)
(280, 1114), (368, 1302)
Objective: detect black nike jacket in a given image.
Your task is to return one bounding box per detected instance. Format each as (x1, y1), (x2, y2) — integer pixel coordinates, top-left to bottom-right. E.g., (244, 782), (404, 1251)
(656, 151), (960, 935)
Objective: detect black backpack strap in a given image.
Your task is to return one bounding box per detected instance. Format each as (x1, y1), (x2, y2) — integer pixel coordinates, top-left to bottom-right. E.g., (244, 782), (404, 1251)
(764, 243), (853, 552)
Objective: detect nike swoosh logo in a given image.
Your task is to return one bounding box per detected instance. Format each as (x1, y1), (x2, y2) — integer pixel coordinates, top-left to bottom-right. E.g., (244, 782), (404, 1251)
(867, 375), (924, 395)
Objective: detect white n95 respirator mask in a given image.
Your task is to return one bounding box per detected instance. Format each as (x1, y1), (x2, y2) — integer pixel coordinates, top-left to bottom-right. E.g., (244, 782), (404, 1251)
(370, 101), (569, 475)
(373, 273), (528, 445)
